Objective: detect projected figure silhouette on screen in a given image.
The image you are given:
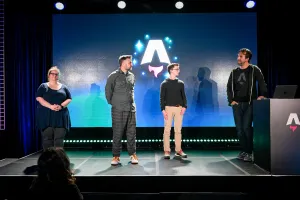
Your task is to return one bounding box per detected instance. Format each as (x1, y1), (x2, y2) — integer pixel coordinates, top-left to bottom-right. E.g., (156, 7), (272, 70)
(142, 76), (162, 126)
(195, 67), (219, 118)
(84, 83), (110, 127)
(184, 75), (198, 114)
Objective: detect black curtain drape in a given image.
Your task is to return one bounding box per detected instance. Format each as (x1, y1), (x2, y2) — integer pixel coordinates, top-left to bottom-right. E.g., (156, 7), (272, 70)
(3, 6), (52, 157)
(257, 0), (299, 97)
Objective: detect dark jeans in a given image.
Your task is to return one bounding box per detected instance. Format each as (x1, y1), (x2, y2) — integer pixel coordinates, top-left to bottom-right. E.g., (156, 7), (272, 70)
(41, 127), (66, 150)
(111, 108), (136, 157)
(232, 102), (253, 154)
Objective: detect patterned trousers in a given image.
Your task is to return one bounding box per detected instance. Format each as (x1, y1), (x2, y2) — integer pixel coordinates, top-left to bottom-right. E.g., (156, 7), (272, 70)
(111, 108), (136, 157)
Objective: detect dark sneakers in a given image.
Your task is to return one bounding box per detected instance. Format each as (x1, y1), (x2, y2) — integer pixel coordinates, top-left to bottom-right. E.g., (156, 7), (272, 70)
(175, 150), (187, 158)
(243, 153), (253, 162)
(237, 152), (246, 160)
(237, 152), (253, 162)
(164, 151), (171, 159)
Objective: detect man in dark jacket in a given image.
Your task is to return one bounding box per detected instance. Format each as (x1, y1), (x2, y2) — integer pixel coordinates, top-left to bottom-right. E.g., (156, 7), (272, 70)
(227, 48), (268, 162)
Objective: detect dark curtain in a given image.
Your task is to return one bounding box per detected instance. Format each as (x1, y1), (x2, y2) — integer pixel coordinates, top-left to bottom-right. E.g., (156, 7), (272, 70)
(4, 6), (52, 157)
(257, 0), (300, 98)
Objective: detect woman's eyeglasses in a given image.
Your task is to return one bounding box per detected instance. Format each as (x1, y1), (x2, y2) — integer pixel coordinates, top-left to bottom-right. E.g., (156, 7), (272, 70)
(50, 73), (59, 76)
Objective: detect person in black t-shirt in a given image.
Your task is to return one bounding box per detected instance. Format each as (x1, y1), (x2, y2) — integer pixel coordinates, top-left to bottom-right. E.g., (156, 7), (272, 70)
(227, 48), (268, 162)
(160, 63), (188, 159)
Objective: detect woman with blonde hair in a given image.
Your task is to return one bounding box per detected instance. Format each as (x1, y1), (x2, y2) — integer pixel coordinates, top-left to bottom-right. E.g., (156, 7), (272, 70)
(36, 66), (72, 150)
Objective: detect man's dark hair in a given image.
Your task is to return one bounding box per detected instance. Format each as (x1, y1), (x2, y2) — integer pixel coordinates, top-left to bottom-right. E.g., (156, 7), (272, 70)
(119, 55), (132, 66)
(239, 48), (252, 62)
(167, 63), (179, 74)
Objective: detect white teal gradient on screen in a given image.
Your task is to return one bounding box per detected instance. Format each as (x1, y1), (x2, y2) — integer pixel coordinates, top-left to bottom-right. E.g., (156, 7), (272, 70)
(52, 13), (257, 127)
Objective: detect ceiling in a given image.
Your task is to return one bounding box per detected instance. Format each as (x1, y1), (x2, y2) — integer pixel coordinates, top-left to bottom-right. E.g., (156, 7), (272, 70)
(6, 0), (258, 14)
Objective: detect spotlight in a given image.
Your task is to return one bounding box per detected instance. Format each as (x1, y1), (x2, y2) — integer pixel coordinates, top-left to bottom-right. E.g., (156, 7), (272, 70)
(118, 1), (126, 9)
(55, 2), (64, 10)
(245, 0), (255, 9)
(175, 1), (184, 9)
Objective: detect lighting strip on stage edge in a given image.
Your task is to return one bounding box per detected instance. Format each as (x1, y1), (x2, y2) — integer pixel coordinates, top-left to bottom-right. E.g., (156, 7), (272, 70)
(64, 139), (239, 143)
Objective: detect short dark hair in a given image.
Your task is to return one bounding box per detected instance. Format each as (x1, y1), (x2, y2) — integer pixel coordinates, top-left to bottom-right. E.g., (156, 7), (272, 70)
(167, 63), (179, 74)
(119, 55), (132, 66)
(239, 48), (252, 61)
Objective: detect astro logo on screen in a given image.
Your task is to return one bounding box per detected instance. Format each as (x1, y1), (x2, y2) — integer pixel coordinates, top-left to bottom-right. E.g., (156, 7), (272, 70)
(286, 113), (300, 132)
(132, 35), (178, 78)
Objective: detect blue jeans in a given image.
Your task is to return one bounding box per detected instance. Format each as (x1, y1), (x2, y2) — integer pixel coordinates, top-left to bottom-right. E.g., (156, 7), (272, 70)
(232, 102), (253, 154)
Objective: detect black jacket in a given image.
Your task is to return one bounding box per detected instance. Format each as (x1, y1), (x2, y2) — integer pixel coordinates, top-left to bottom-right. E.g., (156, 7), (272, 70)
(226, 64), (268, 106)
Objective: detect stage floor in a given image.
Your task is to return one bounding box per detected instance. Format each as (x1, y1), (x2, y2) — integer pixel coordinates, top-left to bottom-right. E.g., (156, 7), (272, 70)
(1, 149), (299, 199)
(0, 149), (269, 176)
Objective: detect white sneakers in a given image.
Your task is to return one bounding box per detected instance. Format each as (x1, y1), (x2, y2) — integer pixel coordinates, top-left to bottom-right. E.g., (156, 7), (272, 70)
(130, 154), (139, 164)
(111, 154), (139, 165)
(111, 156), (120, 165)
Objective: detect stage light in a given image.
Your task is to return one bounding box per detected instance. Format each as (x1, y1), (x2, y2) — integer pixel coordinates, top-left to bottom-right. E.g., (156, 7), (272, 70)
(55, 2), (64, 10)
(117, 1), (126, 9)
(245, 0), (255, 8)
(175, 1), (184, 9)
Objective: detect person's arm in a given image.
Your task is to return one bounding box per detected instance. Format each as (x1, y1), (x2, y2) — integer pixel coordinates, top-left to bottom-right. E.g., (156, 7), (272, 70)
(36, 84), (56, 110)
(60, 86), (72, 109)
(181, 82), (187, 109)
(160, 82), (168, 120)
(226, 70), (234, 106)
(255, 66), (268, 98)
(105, 73), (115, 104)
(131, 74), (135, 102)
(160, 82), (166, 111)
(180, 82), (187, 115)
(36, 97), (52, 109)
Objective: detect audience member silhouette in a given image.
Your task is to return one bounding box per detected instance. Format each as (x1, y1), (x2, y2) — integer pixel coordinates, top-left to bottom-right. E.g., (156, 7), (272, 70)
(28, 147), (83, 200)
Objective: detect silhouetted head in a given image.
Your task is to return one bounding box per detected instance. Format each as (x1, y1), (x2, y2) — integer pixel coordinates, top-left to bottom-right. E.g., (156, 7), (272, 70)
(37, 147), (75, 184)
(90, 83), (100, 95)
(197, 67), (211, 81)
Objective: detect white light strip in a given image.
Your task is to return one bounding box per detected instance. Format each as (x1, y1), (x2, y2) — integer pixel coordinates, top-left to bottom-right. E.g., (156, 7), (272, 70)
(0, 0), (5, 130)
(63, 139), (239, 143)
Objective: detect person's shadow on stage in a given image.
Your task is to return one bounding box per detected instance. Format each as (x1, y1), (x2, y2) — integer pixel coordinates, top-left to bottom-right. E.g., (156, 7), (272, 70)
(24, 162), (79, 175)
(95, 163), (149, 175)
(144, 157), (192, 175)
(23, 165), (39, 175)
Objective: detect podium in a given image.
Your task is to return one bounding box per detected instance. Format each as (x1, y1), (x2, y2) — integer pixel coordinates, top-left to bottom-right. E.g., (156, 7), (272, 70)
(253, 99), (300, 175)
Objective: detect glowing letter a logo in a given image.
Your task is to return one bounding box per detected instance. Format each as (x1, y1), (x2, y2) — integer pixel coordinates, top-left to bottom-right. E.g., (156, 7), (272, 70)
(141, 40), (170, 64)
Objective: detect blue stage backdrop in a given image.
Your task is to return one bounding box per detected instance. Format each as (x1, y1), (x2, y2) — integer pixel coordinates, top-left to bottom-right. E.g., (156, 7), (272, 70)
(52, 13), (257, 127)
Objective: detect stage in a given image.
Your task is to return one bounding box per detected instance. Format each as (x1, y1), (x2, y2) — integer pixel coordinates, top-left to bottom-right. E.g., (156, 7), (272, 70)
(0, 148), (297, 199)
